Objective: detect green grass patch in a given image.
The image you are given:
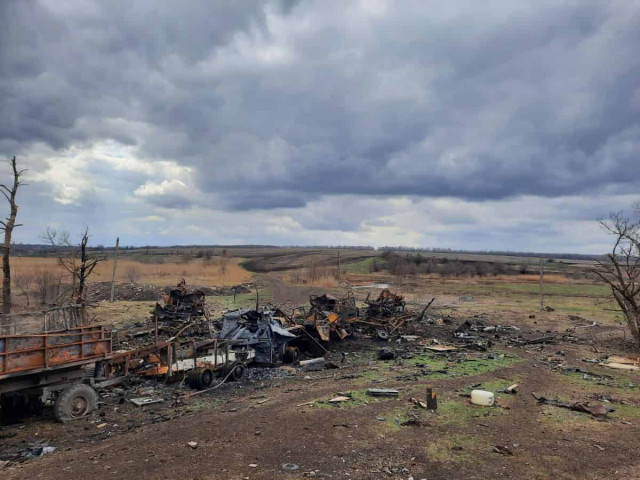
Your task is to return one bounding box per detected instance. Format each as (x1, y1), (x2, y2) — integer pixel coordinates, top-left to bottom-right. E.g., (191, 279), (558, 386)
(206, 287), (274, 315)
(379, 404), (421, 430)
(184, 397), (225, 413)
(559, 369), (639, 392)
(342, 257), (380, 274)
(424, 434), (479, 464)
(434, 399), (503, 425)
(423, 280), (621, 324)
(609, 402), (640, 420)
(406, 352), (523, 379)
(540, 404), (593, 425)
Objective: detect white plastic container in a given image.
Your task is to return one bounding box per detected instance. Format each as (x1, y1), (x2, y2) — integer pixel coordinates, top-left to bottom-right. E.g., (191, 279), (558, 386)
(470, 390), (495, 406)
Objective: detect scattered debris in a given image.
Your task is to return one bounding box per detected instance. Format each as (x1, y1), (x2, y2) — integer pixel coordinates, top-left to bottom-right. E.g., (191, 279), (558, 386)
(426, 385), (437, 410)
(328, 396), (351, 403)
(299, 357), (326, 369)
(513, 335), (557, 345)
(187, 441), (198, 449)
(409, 397), (427, 409)
(602, 355), (640, 371)
(471, 390), (495, 406)
(493, 445), (514, 456)
(130, 397), (164, 407)
(282, 463), (300, 471)
(503, 384), (519, 394)
(366, 388), (399, 397)
(425, 345), (458, 352)
(378, 347), (395, 360)
(532, 393), (615, 417)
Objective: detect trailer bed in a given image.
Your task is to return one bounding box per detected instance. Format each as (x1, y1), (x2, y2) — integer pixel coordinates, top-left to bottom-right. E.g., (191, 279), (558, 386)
(0, 325), (112, 380)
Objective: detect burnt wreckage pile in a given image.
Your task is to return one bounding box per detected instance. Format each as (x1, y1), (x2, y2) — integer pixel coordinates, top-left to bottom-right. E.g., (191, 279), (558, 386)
(149, 286), (429, 367)
(288, 289), (431, 345)
(0, 281), (435, 423)
(154, 280), (211, 336)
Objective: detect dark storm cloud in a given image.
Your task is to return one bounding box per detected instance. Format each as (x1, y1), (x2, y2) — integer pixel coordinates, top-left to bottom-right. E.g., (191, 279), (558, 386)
(1, 0), (639, 213)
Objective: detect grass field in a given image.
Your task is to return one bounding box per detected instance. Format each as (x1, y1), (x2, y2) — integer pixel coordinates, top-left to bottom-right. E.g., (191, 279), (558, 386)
(9, 256), (252, 287)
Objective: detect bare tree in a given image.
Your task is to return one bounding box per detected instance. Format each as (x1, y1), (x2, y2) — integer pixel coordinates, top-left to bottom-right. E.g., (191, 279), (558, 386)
(1, 156), (26, 314)
(125, 265), (141, 284)
(593, 207), (640, 347)
(42, 228), (103, 318)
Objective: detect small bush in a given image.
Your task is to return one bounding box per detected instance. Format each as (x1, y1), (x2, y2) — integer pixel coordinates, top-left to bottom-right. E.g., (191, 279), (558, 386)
(126, 266), (141, 284)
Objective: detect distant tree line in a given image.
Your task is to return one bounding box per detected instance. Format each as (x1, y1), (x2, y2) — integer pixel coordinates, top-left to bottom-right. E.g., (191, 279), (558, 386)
(379, 246), (602, 262)
(374, 252), (524, 278)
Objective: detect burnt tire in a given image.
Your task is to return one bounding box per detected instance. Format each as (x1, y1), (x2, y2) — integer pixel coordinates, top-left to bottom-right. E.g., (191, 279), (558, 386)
(228, 364), (244, 381)
(197, 368), (214, 389)
(54, 384), (97, 423)
(376, 330), (389, 341)
(282, 346), (299, 364)
(187, 368), (214, 390)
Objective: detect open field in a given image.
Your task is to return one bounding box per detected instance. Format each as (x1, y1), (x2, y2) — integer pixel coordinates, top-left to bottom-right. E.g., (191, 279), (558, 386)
(9, 256), (252, 289)
(2, 247), (639, 479)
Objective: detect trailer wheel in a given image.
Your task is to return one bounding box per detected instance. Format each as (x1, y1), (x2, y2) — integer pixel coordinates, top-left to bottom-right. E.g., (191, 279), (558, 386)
(197, 368), (214, 389)
(187, 368), (214, 390)
(54, 384), (97, 422)
(229, 364), (244, 381)
(283, 346), (299, 364)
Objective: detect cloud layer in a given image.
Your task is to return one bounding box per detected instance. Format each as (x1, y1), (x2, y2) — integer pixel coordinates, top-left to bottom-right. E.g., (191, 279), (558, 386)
(1, 0), (639, 252)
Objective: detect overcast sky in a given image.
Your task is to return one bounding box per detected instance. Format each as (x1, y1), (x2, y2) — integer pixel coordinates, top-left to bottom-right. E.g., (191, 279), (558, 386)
(1, 0), (639, 252)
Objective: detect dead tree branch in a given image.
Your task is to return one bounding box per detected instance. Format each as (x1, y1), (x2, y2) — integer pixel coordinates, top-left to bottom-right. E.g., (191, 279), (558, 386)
(1, 156), (26, 314)
(592, 209), (640, 347)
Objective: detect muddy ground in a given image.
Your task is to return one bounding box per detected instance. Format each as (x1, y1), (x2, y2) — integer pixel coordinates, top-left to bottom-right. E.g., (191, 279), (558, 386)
(1, 273), (639, 479)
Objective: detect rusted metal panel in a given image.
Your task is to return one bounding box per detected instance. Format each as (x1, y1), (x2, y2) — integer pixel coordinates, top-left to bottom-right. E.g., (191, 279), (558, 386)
(0, 325), (112, 377)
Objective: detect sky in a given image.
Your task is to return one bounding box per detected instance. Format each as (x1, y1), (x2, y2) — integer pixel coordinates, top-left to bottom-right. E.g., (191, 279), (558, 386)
(1, 0), (639, 253)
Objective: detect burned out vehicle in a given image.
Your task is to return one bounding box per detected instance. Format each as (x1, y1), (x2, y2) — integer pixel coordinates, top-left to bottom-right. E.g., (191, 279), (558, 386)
(218, 308), (299, 364)
(291, 294), (359, 344)
(154, 280), (211, 336)
(364, 289), (405, 318)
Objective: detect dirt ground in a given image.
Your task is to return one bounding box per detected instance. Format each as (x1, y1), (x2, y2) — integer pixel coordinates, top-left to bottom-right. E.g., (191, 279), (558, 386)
(1, 260), (640, 480)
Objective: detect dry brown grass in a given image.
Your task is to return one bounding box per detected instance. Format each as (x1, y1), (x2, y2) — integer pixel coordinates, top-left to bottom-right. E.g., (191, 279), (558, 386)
(9, 256), (252, 287)
(284, 271), (340, 288)
(342, 272), (572, 285)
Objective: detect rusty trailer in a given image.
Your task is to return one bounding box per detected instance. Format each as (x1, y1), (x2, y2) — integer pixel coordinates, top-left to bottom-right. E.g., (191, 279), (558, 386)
(0, 324), (112, 379)
(0, 323), (114, 422)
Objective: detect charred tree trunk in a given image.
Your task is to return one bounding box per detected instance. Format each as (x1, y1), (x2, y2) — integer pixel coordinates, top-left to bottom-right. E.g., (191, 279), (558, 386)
(613, 289), (640, 345)
(1, 157), (26, 314)
(76, 230), (100, 324)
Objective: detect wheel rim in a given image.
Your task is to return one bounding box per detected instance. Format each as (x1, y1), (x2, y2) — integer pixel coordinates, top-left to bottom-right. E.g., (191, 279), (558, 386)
(69, 396), (88, 418)
(202, 370), (213, 387)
